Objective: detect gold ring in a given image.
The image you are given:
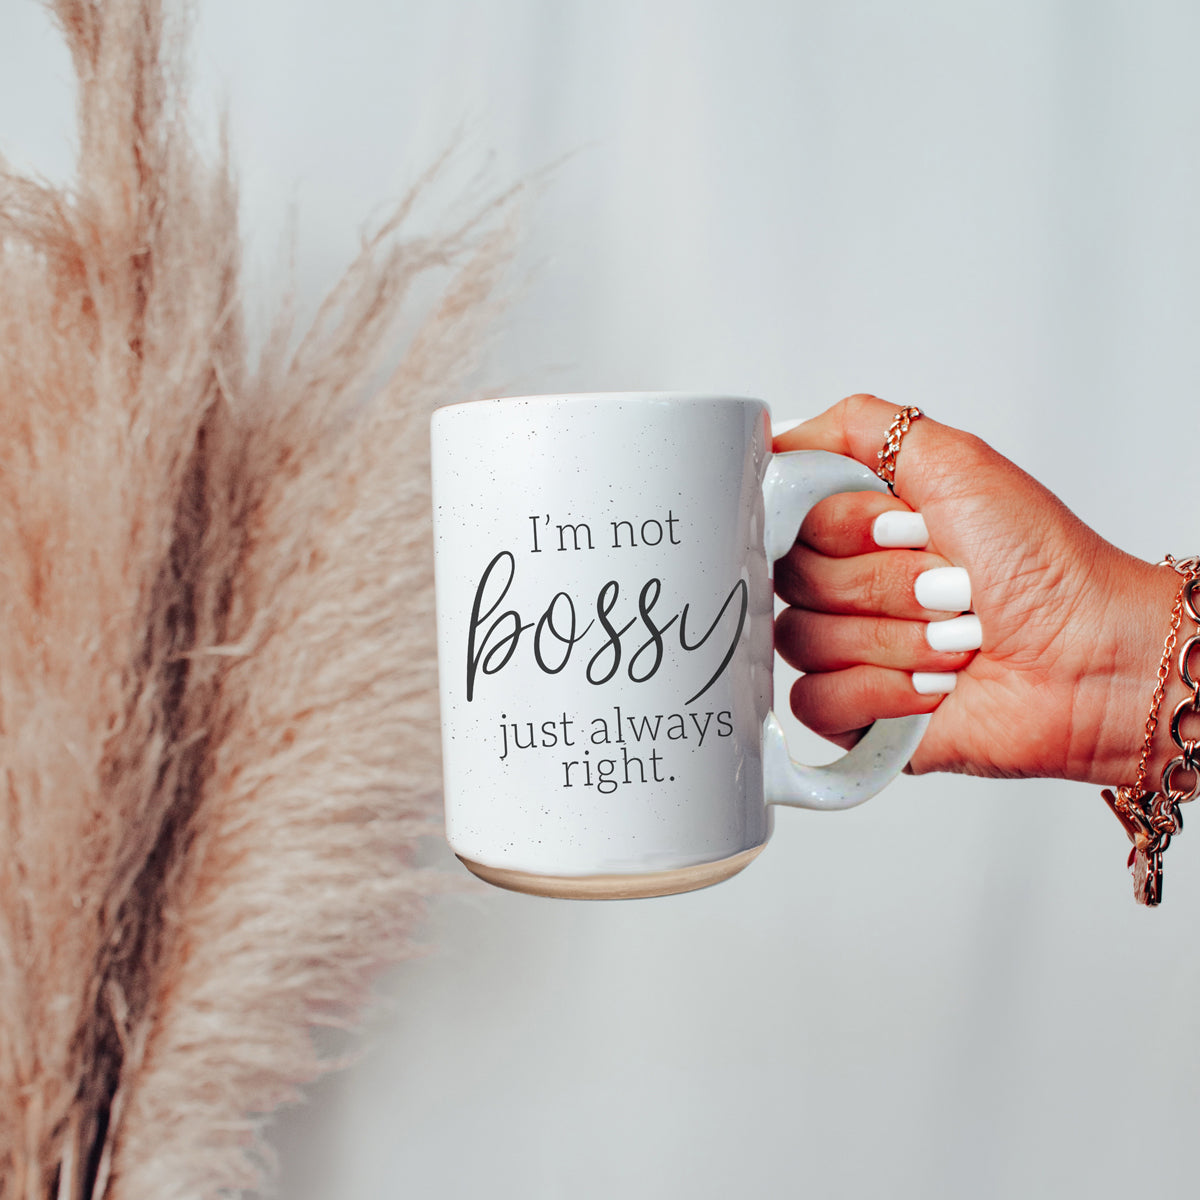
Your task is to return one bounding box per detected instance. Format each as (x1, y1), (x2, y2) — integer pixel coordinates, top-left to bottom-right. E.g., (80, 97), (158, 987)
(875, 406), (923, 494)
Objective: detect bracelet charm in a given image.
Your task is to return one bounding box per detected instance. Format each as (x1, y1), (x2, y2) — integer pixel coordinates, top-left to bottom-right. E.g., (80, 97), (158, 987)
(1101, 785), (1163, 905)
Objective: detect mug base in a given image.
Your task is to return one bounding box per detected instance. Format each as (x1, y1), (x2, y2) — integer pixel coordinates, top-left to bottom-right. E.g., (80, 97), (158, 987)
(457, 844), (765, 900)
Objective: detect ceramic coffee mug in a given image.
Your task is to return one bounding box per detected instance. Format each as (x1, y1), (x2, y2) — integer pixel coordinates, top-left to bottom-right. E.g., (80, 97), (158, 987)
(431, 393), (928, 899)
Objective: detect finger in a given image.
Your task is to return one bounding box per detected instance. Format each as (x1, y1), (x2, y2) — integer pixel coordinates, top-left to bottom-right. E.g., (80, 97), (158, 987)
(773, 393), (980, 509)
(775, 607), (976, 674)
(775, 543), (958, 618)
(790, 665), (946, 738)
(799, 490), (929, 558)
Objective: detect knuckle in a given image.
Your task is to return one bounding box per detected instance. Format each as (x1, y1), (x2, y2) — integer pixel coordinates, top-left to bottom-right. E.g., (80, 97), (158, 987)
(842, 392), (882, 415)
(772, 552), (808, 607)
(865, 556), (898, 612)
(865, 616), (895, 662)
(924, 429), (993, 493)
(841, 392), (882, 437)
(949, 431), (991, 471)
(775, 608), (816, 669)
(801, 493), (868, 549)
(789, 673), (834, 733)
(798, 497), (836, 546)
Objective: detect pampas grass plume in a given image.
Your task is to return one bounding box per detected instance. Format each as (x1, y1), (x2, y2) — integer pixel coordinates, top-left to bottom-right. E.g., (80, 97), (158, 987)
(0, 2), (514, 1195)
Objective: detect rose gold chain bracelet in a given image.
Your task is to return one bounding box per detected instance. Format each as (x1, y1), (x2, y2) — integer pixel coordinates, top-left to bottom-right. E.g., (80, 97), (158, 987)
(1102, 555), (1200, 906)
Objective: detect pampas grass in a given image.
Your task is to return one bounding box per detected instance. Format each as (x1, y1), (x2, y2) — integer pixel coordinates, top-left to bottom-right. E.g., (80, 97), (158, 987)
(0, 2), (513, 1196)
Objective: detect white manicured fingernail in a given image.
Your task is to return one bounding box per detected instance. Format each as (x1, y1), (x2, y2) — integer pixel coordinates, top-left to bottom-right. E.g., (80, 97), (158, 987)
(872, 510), (929, 548)
(914, 566), (972, 612)
(926, 614), (982, 653)
(913, 672), (957, 695)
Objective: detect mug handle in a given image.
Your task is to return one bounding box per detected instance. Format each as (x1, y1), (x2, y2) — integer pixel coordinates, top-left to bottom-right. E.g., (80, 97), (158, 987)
(762, 450), (931, 811)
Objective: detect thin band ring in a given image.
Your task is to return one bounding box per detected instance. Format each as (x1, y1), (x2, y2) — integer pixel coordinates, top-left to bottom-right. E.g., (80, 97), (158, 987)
(876, 406), (923, 494)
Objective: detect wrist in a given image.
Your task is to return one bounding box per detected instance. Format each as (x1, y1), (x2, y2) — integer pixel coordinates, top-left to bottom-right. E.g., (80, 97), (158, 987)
(1081, 554), (1190, 788)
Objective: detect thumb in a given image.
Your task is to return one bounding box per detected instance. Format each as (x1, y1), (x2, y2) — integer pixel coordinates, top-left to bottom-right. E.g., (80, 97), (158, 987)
(773, 393), (964, 511)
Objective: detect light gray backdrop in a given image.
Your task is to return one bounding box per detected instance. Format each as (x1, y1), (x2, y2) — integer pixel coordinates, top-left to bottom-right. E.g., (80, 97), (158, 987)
(5, 2), (1200, 1197)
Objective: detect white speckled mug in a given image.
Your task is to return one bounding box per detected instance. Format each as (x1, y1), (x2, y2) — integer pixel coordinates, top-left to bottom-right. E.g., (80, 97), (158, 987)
(431, 393), (928, 899)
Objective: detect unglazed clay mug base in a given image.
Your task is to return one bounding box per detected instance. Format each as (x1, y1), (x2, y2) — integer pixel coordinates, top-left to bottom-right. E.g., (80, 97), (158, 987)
(431, 394), (928, 900)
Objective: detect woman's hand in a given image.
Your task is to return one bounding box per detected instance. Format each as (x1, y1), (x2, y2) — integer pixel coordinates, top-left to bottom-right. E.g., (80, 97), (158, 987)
(773, 394), (1178, 785)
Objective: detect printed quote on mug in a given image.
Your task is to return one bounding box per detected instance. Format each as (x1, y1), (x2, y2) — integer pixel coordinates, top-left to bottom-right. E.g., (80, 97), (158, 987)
(465, 508), (749, 795)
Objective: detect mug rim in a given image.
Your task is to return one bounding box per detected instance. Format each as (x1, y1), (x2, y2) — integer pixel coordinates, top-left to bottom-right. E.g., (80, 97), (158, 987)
(433, 391), (767, 417)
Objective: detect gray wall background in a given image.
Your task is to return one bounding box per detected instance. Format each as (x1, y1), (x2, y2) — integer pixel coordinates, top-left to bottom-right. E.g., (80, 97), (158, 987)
(5, 2), (1200, 1197)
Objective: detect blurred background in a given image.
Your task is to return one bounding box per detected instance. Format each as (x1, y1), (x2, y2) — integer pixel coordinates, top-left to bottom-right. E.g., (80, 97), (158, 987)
(5, 1), (1200, 1196)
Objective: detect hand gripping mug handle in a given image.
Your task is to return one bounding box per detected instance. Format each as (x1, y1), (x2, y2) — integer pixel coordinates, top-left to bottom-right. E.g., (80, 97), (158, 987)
(762, 450), (931, 811)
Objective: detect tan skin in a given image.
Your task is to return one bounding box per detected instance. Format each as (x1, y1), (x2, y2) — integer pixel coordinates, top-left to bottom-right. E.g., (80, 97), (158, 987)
(773, 394), (1180, 786)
